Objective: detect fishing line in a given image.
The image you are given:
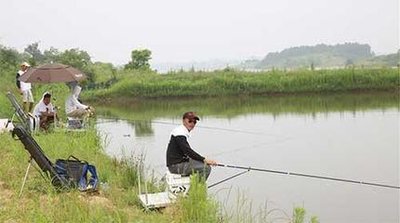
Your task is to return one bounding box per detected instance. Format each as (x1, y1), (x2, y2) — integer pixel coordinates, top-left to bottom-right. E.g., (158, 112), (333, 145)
(209, 136), (292, 157)
(216, 163), (400, 190)
(95, 116), (264, 136)
(208, 169), (250, 189)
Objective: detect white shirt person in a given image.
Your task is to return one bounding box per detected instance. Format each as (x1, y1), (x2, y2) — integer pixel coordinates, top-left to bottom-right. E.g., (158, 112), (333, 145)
(33, 92), (57, 130)
(16, 62), (34, 112)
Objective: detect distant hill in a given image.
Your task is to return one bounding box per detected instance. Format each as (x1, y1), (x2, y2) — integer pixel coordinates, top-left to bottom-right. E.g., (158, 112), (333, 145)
(239, 43), (398, 69)
(358, 53), (399, 67)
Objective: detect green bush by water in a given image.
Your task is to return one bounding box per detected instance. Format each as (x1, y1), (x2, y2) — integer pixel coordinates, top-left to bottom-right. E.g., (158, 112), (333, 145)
(175, 174), (220, 223)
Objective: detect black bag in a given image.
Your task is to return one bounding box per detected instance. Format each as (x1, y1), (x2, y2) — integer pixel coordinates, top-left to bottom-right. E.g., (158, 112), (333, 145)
(55, 155), (99, 191)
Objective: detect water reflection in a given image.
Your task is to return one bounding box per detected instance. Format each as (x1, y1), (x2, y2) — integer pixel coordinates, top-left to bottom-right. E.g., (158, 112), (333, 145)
(95, 91), (399, 137)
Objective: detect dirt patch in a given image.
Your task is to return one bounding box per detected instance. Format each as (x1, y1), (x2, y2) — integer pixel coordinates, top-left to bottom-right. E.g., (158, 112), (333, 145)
(79, 192), (115, 210)
(0, 181), (14, 209)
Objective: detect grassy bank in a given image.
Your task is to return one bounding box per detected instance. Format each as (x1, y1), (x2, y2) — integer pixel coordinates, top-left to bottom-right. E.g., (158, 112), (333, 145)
(85, 68), (399, 101)
(0, 128), (221, 222)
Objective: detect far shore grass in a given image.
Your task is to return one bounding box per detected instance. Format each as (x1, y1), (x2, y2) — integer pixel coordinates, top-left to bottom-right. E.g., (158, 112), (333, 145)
(84, 68), (399, 102)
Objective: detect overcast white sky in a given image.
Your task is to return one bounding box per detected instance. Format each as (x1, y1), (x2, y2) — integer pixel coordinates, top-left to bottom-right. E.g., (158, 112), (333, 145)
(0, 0), (398, 65)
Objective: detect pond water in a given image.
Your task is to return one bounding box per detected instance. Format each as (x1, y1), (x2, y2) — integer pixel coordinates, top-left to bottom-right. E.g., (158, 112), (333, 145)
(95, 92), (399, 223)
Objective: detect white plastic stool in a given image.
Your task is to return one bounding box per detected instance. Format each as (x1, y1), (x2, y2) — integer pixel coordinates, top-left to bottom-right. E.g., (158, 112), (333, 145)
(165, 170), (191, 199)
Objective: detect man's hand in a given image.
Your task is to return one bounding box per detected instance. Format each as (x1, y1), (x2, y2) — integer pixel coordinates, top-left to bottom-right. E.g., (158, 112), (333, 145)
(204, 158), (218, 166)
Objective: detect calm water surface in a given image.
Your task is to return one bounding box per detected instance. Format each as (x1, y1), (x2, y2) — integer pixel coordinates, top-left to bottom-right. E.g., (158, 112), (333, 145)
(95, 93), (399, 223)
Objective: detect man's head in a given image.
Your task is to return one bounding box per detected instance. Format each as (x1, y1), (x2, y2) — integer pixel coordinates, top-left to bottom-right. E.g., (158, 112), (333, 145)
(182, 111), (200, 131)
(20, 62), (30, 71)
(43, 93), (52, 105)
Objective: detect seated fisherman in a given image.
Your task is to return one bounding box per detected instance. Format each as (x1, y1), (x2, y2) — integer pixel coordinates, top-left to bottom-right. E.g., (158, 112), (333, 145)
(166, 112), (217, 180)
(33, 92), (57, 130)
(65, 85), (93, 119)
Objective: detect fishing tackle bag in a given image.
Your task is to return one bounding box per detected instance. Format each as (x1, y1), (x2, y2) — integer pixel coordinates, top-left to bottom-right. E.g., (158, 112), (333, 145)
(55, 155), (99, 191)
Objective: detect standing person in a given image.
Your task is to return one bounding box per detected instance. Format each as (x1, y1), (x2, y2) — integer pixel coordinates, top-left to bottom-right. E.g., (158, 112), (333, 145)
(166, 111), (217, 180)
(33, 92), (57, 130)
(16, 62), (34, 113)
(65, 85), (93, 119)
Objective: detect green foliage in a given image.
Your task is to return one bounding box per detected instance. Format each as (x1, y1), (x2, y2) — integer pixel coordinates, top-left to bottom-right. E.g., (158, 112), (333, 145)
(0, 42), (101, 85)
(0, 44), (24, 117)
(359, 53), (400, 67)
(43, 47), (60, 63)
(175, 174), (220, 223)
(293, 207), (306, 223)
(292, 207), (319, 223)
(24, 42), (45, 65)
(310, 216), (320, 223)
(0, 44), (21, 72)
(88, 68), (400, 100)
(125, 49), (152, 70)
(89, 62), (117, 82)
(57, 48), (95, 83)
(57, 48), (92, 70)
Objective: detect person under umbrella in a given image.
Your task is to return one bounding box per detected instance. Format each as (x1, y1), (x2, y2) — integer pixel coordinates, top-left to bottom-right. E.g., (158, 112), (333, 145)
(65, 85), (93, 120)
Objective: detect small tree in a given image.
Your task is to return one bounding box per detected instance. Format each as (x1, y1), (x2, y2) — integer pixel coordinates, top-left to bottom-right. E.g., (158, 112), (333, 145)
(43, 47), (60, 63)
(24, 42), (45, 65)
(0, 45), (20, 70)
(125, 49), (152, 70)
(58, 48), (91, 70)
(58, 48), (95, 83)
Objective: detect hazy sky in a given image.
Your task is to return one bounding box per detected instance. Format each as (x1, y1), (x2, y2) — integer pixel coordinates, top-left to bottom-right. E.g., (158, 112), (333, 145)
(0, 0), (398, 65)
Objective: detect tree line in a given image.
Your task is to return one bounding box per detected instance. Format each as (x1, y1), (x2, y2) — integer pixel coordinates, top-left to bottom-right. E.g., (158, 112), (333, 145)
(0, 42), (152, 87)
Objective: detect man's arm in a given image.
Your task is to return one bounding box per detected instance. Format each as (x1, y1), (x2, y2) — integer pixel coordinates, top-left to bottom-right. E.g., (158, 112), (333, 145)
(16, 73), (21, 90)
(175, 136), (205, 162)
(71, 96), (88, 110)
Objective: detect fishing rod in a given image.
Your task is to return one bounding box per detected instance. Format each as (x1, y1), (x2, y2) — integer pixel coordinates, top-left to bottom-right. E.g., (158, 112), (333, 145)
(216, 163), (400, 190)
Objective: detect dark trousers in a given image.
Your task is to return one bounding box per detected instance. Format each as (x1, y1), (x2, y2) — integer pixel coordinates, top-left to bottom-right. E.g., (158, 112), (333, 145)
(168, 158), (211, 180)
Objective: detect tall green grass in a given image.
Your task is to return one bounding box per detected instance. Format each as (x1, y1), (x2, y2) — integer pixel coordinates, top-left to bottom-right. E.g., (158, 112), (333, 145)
(173, 174), (220, 223)
(86, 68), (399, 100)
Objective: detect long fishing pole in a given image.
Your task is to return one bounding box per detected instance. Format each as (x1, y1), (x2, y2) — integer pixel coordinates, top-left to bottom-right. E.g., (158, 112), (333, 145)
(216, 163), (400, 190)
